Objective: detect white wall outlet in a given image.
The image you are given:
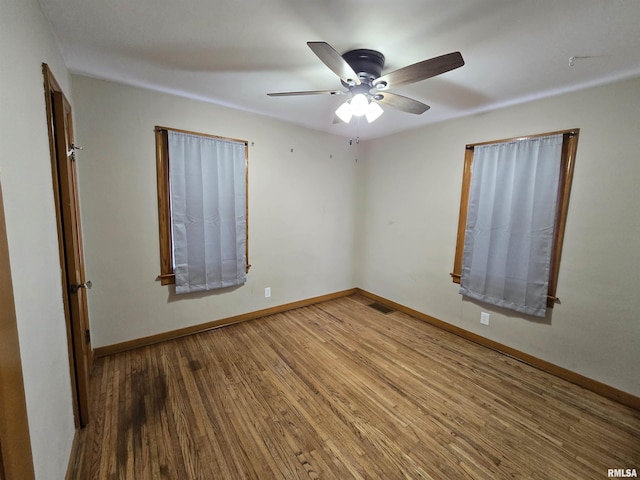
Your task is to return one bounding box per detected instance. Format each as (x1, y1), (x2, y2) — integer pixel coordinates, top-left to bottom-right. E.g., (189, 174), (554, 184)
(480, 312), (490, 325)
(264, 287), (271, 298)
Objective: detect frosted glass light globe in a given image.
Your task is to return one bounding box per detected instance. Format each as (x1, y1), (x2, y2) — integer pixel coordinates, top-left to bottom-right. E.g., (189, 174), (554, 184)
(335, 102), (353, 123)
(350, 94), (369, 116)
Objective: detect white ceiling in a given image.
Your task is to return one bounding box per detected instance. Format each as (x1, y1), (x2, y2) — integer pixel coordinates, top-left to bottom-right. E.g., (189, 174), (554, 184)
(38, 0), (640, 140)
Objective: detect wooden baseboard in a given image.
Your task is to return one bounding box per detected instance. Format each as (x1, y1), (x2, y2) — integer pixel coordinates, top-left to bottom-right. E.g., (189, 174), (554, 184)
(93, 286), (638, 411)
(355, 288), (640, 411)
(94, 288), (357, 358)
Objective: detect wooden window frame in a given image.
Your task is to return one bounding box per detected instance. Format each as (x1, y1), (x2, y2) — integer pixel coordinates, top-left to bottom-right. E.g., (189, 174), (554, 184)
(450, 128), (579, 308)
(155, 126), (250, 286)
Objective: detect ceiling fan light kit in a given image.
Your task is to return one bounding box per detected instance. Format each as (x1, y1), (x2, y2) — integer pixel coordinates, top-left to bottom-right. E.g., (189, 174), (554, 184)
(268, 41), (465, 126)
(335, 93), (384, 123)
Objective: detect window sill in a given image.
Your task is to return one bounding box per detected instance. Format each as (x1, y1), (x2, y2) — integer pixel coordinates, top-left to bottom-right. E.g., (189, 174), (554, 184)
(156, 273), (175, 286)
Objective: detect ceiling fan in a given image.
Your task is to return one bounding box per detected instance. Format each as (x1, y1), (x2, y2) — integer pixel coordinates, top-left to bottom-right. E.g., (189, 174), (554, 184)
(268, 42), (464, 124)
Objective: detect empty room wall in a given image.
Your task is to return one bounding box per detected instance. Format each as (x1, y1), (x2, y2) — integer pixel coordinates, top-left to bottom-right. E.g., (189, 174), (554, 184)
(73, 74), (640, 398)
(0, 0), (77, 477)
(357, 77), (640, 396)
(71, 76), (360, 348)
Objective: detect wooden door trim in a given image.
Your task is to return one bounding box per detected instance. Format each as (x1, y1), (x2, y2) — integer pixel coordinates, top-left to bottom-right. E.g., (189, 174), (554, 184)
(0, 182), (36, 479)
(42, 63), (91, 427)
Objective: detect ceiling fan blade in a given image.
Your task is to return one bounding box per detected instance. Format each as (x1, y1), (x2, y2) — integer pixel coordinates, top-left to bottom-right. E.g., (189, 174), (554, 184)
(373, 52), (464, 89)
(307, 42), (361, 86)
(267, 90), (347, 97)
(374, 92), (430, 114)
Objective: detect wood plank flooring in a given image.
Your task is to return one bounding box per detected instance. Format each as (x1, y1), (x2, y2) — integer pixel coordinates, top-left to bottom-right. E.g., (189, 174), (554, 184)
(71, 295), (640, 479)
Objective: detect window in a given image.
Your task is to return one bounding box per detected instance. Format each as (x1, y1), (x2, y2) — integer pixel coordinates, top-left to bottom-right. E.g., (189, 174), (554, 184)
(451, 129), (579, 316)
(155, 126), (250, 293)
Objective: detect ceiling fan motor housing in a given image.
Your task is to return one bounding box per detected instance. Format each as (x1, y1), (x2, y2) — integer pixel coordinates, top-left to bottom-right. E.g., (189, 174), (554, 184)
(341, 49), (385, 87)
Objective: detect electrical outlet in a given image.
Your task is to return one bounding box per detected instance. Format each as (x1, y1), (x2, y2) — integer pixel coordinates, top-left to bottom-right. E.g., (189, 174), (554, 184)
(480, 312), (490, 325)
(264, 287), (271, 298)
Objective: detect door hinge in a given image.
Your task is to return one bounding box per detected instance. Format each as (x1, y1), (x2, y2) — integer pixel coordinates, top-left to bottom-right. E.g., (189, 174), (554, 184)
(69, 280), (92, 294)
(85, 329), (91, 344)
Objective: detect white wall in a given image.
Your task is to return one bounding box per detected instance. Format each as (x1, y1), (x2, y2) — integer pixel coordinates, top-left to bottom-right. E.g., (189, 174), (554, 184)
(71, 76), (360, 347)
(357, 77), (640, 396)
(0, 0), (77, 477)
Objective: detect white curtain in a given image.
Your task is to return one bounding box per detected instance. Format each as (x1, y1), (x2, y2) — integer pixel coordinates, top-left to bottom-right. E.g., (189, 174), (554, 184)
(169, 131), (247, 294)
(459, 134), (563, 317)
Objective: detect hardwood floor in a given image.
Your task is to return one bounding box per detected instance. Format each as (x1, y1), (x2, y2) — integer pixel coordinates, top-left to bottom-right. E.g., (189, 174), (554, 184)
(71, 295), (640, 479)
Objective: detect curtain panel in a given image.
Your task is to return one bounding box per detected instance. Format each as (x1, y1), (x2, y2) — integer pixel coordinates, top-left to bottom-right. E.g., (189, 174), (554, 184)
(168, 131), (247, 294)
(459, 134), (563, 317)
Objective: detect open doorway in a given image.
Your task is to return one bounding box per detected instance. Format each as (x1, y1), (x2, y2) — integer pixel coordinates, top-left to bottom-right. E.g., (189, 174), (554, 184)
(0, 181), (35, 480)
